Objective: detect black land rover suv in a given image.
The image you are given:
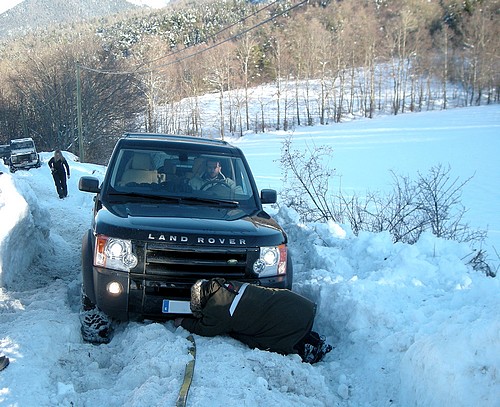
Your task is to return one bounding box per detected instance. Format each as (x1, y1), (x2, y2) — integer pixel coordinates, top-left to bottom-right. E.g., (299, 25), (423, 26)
(79, 134), (292, 342)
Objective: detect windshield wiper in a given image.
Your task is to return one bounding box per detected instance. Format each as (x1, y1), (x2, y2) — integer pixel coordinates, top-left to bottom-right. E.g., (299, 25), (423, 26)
(179, 196), (239, 208)
(107, 192), (239, 207)
(107, 191), (180, 203)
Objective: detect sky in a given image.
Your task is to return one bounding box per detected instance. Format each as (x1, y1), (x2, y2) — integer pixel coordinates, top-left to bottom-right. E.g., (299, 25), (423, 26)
(0, 0), (23, 15)
(0, 103), (498, 406)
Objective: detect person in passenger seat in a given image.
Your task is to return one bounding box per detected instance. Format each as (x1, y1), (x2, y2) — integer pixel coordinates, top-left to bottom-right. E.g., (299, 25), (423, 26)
(157, 159), (178, 183)
(175, 278), (333, 364)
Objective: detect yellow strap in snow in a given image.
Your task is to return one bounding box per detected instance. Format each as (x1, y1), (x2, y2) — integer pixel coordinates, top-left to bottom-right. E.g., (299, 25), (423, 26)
(176, 334), (196, 407)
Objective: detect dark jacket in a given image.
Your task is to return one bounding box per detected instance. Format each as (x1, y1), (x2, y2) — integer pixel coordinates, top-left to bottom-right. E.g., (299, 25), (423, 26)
(48, 156), (70, 177)
(181, 278), (316, 355)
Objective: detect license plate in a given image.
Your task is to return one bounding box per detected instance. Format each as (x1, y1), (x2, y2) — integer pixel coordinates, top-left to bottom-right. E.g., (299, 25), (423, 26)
(162, 299), (192, 314)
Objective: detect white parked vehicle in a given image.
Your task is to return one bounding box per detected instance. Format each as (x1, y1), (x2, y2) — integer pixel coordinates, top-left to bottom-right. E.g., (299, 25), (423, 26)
(9, 137), (41, 172)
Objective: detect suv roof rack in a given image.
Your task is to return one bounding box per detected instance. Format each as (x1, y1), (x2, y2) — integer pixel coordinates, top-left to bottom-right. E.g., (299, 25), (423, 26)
(122, 133), (229, 147)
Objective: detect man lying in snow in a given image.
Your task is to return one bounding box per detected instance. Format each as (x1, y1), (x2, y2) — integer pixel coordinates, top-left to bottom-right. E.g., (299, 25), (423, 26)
(175, 278), (332, 364)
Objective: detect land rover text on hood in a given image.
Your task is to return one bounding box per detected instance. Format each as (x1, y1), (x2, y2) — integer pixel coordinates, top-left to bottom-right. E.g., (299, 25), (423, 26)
(78, 134), (292, 342)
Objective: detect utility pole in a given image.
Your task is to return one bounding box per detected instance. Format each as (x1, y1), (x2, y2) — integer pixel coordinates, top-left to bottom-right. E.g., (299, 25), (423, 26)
(76, 62), (84, 162)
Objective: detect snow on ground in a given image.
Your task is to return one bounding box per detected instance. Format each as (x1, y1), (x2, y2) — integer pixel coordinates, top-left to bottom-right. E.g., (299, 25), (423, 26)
(233, 104), (500, 255)
(0, 105), (499, 407)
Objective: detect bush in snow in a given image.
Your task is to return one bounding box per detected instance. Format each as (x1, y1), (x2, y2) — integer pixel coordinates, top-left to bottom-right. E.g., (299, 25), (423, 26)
(279, 139), (493, 275)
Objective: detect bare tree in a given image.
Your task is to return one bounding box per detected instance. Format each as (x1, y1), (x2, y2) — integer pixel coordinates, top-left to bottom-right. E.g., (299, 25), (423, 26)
(415, 164), (485, 243)
(236, 33), (259, 132)
(130, 36), (175, 133)
(460, 3), (500, 106)
(205, 42), (238, 139)
(267, 31), (294, 130)
(279, 137), (338, 222)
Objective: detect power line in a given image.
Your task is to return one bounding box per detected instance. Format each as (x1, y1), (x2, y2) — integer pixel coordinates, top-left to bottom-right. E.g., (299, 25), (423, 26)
(140, 0), (282, 68)
(153, 0), (309, 72)
(79, 0), (280, 75)
(79, 0), (308, 76)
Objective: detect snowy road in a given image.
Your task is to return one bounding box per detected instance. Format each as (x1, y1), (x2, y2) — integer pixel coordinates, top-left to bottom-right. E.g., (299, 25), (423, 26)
(0, 158), (336, 406)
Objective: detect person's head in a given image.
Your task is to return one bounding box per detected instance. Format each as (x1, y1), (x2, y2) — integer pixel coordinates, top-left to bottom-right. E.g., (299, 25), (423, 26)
(190, 157), (205, 178)
(190, 279), (209, 318)
(205, 160), (221, 179)
(162, 159), (175, 175)
(54, 149), (62, 161)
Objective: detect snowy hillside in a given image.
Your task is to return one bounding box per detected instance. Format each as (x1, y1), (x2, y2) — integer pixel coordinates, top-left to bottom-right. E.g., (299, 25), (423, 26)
(0, 0), (138, 39)
(0, 0), (169, 15)
(0, 105), (499, 406)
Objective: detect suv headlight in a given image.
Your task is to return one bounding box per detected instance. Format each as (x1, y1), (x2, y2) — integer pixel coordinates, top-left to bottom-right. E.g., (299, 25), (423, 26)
(94, 235), (138, 271)
(253, 244), (287, 277)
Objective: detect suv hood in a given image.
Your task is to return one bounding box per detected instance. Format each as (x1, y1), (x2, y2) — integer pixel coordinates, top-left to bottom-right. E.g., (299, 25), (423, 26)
(94, 202), (286, 247)
(11, 148), (35, 154)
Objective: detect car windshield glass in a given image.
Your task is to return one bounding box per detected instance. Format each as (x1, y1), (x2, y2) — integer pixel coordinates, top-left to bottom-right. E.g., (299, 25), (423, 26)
(11, 141), (34, 150)
(107, 147), (257, 210)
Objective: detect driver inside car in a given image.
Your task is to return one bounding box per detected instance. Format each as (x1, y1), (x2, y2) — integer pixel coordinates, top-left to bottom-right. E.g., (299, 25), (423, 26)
(189, 159), (238, 191)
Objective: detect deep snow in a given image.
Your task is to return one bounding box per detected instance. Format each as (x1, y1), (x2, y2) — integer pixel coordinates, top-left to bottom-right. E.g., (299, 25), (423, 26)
(0, 105), (499, 407)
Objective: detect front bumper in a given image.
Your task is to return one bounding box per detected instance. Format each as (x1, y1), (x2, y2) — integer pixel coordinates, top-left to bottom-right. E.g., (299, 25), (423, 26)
(92, 265), (288, 321)
(10, 160), (40, 171)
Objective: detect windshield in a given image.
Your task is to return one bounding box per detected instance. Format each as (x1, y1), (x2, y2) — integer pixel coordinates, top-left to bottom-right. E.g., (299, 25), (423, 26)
(106, 147), (258, 211)
(11, 140), (35, 150)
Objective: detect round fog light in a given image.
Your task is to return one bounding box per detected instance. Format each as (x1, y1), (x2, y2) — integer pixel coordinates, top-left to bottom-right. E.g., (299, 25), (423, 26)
(253, 259), (266, 274)
(107, 281), (123, 296)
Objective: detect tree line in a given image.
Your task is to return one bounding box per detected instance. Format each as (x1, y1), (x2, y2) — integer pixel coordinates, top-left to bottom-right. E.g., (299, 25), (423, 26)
(0, 0), (498, 163)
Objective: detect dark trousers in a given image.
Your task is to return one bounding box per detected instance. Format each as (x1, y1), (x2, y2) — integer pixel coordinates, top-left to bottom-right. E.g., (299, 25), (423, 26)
(52, 171), (67, 198)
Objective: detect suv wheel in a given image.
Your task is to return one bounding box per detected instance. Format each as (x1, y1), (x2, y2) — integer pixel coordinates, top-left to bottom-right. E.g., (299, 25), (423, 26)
(80, 293), (112, 344)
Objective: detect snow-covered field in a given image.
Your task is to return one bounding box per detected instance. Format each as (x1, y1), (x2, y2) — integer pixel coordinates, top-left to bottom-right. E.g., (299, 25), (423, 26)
(0, 104), (499, 406)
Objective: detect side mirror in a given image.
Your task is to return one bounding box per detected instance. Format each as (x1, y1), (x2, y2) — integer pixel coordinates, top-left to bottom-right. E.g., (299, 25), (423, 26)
(79, 176), (101, 193)
(260, 189), (277, 204)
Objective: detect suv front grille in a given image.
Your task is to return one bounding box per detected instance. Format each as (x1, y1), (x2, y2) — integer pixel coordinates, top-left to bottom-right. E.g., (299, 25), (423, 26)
(144, 242), (255, 280)
(12, 154), (31, 163)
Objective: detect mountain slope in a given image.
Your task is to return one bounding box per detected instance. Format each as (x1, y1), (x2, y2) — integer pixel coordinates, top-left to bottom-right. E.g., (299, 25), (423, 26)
(0, 0), (138, 40)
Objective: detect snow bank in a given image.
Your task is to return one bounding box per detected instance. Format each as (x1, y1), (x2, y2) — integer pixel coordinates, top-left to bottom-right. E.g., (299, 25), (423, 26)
(400, 315), (500, 407)
(0, 164), (50, 288)
(276, 207), (500, 407)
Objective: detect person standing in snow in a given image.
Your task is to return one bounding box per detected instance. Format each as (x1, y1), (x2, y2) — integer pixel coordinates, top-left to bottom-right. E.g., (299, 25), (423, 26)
(48, 149), (70, 199)
(175, 278), (332, 364)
